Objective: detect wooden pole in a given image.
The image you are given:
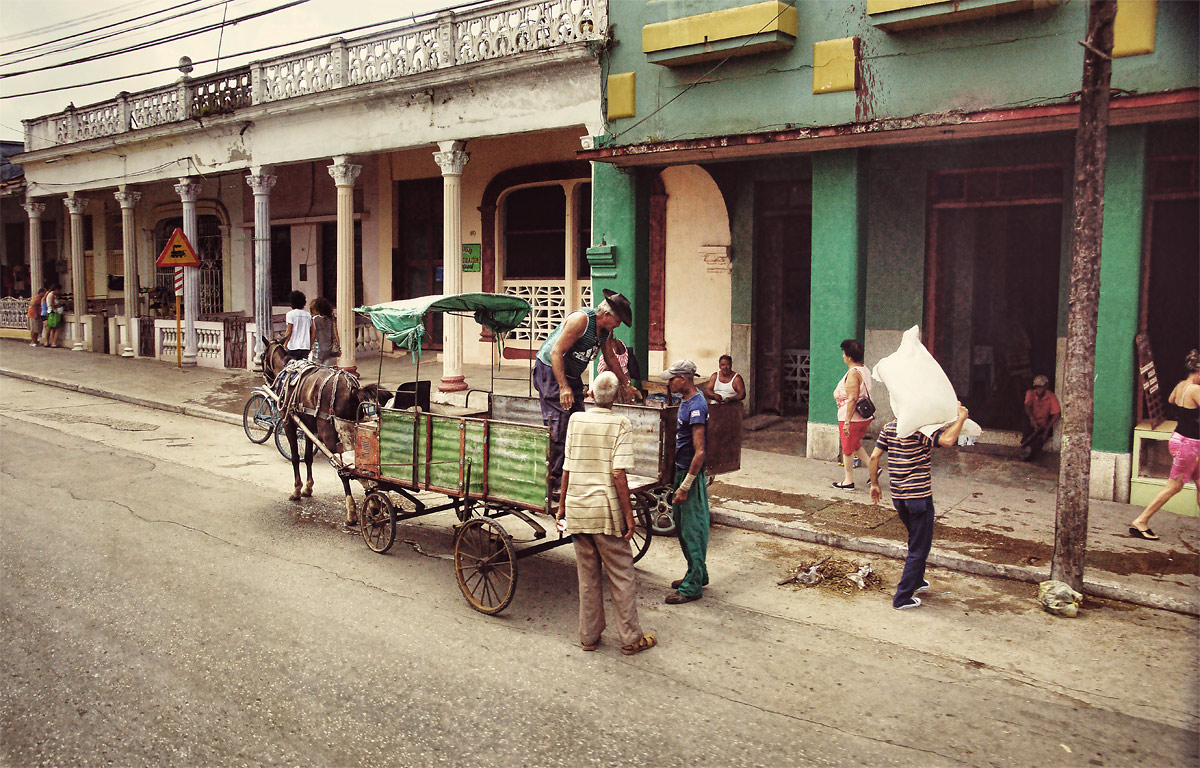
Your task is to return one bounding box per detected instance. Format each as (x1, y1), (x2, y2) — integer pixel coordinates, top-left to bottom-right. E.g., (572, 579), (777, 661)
(1051, 0), (1117, 591)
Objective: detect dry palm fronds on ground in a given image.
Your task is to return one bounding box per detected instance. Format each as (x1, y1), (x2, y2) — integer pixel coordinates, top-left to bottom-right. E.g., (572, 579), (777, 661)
(778, 556), (884, 594)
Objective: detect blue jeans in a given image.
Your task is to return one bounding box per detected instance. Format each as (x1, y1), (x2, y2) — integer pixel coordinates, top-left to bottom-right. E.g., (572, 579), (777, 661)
(893, 496), (934, 607)
(532, 359), (584, 481)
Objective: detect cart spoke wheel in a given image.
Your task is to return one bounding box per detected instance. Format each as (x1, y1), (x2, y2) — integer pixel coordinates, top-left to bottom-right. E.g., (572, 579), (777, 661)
(243, 392), (274, 444)
(454, 518), (517, 615)
(360, 491), (396, 554)
(631, 503), (653, 565)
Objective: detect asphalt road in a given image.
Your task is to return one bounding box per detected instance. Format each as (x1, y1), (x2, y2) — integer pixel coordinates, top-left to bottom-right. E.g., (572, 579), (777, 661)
(1, 379), (1196, 767)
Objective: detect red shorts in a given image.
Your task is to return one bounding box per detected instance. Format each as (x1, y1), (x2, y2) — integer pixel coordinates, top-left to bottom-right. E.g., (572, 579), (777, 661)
(838, 419), (871, 455)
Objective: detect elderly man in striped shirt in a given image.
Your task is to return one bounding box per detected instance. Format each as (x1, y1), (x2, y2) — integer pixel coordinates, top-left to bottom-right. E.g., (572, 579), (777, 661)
(556, 371), (657, 655)
(868, 403), (970, 610)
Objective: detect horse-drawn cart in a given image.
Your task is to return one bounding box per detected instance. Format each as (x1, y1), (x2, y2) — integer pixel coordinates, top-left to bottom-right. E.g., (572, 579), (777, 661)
(279, 293), (738, 616)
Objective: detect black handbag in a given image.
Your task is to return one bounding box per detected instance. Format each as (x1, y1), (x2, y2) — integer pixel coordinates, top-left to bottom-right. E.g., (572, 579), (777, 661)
(855, 391), (876, 419)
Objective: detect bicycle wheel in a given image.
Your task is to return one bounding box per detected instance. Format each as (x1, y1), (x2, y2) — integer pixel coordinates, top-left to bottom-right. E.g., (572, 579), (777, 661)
(243, 392), (274, 444)
(275, 419), (311, 461)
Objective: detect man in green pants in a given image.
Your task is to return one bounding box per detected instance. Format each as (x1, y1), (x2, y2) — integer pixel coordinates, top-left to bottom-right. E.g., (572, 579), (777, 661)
(659, 360), (709, 604)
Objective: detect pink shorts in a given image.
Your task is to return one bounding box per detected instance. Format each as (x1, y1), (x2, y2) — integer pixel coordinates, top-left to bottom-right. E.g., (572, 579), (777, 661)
(1169, 432), (1200, 483)
(838, 419), (871, 455)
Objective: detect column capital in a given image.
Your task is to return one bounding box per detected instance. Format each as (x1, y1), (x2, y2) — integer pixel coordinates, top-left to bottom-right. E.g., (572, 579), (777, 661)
(63, 194), (88, 215)
(174, 178), (202, 203)
(327, 157), (362, 187)
(433, 140), (469, 176)
(114, 186), (142, 209)
(23, 200), (46, 219)
(246, 172), (278, 196)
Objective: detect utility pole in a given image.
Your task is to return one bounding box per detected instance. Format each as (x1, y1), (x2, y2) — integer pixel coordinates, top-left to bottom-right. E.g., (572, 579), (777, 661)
(1052, 0), (1117, 591)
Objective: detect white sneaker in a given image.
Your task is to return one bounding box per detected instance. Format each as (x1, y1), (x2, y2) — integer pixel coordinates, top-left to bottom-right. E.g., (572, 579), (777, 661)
(894, 597), (922, 610)
(915, 580), (930, 594)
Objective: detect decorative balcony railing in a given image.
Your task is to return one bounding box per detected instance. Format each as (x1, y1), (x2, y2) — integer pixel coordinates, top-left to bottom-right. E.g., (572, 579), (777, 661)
(23, 0), (606, 152)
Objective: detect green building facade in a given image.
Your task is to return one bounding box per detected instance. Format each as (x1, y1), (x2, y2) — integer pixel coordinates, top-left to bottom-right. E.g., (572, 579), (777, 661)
(582, 0), (1198, 503)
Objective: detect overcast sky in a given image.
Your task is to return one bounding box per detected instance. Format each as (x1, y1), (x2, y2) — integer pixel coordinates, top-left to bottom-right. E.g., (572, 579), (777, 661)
(0, 0), (456, 144)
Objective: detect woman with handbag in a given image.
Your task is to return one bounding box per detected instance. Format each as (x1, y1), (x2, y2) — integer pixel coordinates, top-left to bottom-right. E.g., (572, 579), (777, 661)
(44, 284), (64, 349)
(832, 338), (874, 490)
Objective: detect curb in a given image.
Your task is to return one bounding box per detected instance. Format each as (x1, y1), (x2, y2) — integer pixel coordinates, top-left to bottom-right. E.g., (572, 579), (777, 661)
(6, 365), (1194, 617)
(711, 509), (1200, 617)
(0, 368), (242, 428)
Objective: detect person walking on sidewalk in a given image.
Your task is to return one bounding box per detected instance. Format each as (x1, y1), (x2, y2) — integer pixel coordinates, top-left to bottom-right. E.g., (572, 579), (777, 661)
(43, 284), (64, 349)
(556, 371), (656, 656)
(868, 403), (970, 610)
(309, 296), (340, 367)
(27, 286), (46, 347)
(533, 290), (638, 488)
(833, 339), (874, 490)
(1129, 349), (1200, 540)
(660, 360), (710, 605)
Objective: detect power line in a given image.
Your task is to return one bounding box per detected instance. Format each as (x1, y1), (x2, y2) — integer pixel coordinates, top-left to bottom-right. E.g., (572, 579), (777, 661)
(0, 7), (449, 101)
(2, 0), (212, 61)
(0, 0), (310, 80)
(0, 0), (163, 44)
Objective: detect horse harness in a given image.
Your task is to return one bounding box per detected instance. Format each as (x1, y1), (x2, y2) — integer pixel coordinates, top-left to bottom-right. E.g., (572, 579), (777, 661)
(272, 359), (360, 424)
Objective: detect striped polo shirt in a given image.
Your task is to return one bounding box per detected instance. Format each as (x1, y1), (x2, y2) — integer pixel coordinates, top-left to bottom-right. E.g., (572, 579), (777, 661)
(875, 420), (942, 500)
(562, 407), (635, 535)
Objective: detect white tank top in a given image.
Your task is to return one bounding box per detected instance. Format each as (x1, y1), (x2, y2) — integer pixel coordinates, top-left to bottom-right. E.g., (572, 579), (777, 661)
(713, 373), (740, 399)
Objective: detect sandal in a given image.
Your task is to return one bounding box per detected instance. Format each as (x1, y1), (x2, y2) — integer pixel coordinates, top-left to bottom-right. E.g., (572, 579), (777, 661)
(1129, 526), (1159, 540)
(621, 633), (657, 656)
(581, 640), (600, 652)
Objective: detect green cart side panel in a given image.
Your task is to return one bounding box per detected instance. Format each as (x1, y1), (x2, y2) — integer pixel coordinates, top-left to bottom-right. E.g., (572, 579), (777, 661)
(377, 409), (549, 511)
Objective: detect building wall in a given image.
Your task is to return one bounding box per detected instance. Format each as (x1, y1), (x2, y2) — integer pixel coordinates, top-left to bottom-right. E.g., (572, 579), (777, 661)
(603, 1), (1198, 146)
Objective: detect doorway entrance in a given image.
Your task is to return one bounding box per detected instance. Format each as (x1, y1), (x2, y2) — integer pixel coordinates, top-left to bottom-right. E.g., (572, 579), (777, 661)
(925, 165), (1065, 430)
(754, 179), (812, 415)
(1142, 155), (1199, 390)
(394, 178), (444, 349)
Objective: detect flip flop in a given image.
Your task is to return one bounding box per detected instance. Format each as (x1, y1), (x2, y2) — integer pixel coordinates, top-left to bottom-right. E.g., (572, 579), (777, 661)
(1129, 526), (1159, 540)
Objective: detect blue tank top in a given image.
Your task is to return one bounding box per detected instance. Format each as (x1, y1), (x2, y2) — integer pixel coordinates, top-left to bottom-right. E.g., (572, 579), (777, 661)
(536, 308), (608, 379)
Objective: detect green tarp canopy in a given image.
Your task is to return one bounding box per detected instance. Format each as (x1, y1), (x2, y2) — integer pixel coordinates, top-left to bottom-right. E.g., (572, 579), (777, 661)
(354, 293), (532, 359)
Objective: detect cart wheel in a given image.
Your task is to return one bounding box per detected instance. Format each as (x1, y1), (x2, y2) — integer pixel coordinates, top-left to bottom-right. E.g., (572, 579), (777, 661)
(454, 518), (517, 615)
(650, 488), (678, 537)
(631, 504), (653, 564)
(275, 422), (311, 462)
(360, 491), (396, 554)
(243, 392), (273, 444)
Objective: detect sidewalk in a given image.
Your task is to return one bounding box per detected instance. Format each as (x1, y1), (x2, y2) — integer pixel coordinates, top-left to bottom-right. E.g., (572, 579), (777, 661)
(2, 339), (1196, 615)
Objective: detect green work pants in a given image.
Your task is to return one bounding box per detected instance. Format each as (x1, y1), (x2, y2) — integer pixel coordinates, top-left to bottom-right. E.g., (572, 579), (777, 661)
(672, 467), (710, 598)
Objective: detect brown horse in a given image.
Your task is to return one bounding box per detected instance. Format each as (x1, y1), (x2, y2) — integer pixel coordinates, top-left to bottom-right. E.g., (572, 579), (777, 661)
(262, 339), (391, 525)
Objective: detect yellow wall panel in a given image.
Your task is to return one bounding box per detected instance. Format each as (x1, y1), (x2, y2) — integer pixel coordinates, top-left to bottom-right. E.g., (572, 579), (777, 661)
(813, 38), (859, 94)
(1112, 0), (1157, 58)
(642, 1), (798, 53)
(607, 72), (636, 120)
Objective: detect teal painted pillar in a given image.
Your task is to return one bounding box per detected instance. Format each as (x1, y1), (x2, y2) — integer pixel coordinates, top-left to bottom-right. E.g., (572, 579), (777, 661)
(809, 150), (866, 430)
(1093, 126), (1146, 455)
(588, 162), (649, 369)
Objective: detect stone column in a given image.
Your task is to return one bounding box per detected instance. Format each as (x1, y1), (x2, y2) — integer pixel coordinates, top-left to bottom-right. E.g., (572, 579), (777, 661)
(175, 178), (202, 366)
(114, 186), (141, 357)
(64, 192), (89, 351)
(23, 200), (46, 296)
(434, 140), (470, 392)
(246, 169), (277, 367)
(328, 156), (362, 373)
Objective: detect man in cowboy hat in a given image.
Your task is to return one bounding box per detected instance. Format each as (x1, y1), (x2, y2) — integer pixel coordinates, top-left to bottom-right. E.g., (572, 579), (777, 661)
(534, 288), (640, 487)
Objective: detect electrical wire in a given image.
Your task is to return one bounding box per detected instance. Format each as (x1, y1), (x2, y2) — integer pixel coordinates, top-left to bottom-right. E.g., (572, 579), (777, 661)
(1, 0), (213, 61)
(0, 5), (451, 100)
(0, 0), (164, 43)
(0, 0), (310, 80)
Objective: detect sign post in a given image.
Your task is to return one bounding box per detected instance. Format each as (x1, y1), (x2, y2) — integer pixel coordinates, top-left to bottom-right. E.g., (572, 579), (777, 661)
(156, 228), (201, 369)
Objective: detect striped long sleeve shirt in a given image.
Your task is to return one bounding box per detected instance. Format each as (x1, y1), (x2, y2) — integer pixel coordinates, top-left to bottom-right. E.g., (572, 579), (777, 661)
(875, 420), (942, 500)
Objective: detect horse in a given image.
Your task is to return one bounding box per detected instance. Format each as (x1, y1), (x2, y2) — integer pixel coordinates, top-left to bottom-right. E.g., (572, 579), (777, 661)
(262, 339), (391, 526)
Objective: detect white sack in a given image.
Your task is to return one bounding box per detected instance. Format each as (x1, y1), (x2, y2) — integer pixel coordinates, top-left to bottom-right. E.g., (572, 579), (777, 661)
(918, 418), (982, 440)
(872, 325), (958, 439)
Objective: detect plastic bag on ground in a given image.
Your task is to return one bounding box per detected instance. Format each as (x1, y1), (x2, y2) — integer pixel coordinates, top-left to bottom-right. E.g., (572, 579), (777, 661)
(1038, 580), (1084, 617)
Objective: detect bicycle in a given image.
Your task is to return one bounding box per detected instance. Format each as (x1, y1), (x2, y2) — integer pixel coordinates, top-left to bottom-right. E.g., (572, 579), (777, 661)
(243, 385), (309, 461)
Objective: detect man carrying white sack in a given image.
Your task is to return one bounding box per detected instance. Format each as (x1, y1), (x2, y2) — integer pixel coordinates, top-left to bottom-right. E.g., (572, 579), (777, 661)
(868, 325), (978, 610)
